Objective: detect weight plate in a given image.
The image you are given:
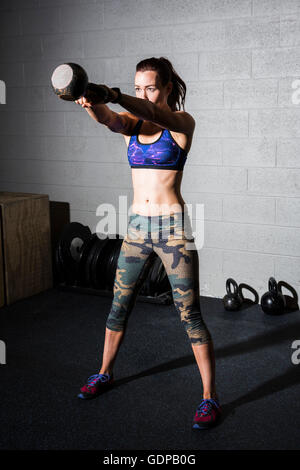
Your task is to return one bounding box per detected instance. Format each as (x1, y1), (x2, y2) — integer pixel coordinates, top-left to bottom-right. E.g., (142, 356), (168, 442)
(102, 238), (118, 291)
(58, 222), (91, 283)
(90, 236), (110, 289)
(77, 233), (98, 286)
(84, 234), (101, 288)
(55, 244), (65, 283)
(58, 242), (78, 285)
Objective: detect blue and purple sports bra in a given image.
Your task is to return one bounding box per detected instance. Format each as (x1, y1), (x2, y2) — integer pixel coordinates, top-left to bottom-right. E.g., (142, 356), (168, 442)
(127, 119), (188, 170)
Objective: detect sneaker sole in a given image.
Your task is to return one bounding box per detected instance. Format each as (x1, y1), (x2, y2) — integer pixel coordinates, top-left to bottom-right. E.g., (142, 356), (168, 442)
(193, 423), (212, 430)
(192, 415), (220, 430)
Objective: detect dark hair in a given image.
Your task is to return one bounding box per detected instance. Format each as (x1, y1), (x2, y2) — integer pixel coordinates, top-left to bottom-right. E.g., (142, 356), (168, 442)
(135, 57), (186, 111)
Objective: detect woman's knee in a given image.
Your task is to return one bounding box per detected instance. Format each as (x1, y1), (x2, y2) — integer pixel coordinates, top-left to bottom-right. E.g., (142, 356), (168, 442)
(107, 271), (144, 331)
(180, 307), (212, 345)
(106, 305), (128, 332)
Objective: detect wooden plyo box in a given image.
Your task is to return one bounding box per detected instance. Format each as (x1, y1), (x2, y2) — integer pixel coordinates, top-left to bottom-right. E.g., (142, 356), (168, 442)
(0, 192), (53, 307)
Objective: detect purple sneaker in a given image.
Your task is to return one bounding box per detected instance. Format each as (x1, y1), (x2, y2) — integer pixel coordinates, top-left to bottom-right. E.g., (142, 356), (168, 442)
(78, 373), (114, 400)
(193, 398), (222, 429)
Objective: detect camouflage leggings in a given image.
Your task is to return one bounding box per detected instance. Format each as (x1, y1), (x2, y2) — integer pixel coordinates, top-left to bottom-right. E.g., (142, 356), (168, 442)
(106, 211), (212, 346)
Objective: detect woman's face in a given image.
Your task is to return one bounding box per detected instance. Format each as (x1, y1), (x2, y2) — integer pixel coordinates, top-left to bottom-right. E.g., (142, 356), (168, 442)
(135, 70), (171, 108)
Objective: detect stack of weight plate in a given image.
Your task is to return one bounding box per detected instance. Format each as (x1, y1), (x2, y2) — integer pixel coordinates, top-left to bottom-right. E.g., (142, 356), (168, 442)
(55, 222), (172, 304)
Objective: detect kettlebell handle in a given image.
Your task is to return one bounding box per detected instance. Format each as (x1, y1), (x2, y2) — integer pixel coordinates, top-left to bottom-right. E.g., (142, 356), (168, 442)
(278, 280), (298, 303)
(238, 283), (259, 304)
(226, 278), (239, 296)
(268, 277), (278, 295)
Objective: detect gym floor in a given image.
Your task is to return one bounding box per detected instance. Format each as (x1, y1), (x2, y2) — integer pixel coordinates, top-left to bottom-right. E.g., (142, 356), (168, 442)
(0, 287), (299, 450)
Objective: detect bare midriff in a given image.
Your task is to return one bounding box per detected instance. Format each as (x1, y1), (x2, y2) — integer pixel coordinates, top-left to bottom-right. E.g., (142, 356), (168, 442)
(131, 168), (186, 216)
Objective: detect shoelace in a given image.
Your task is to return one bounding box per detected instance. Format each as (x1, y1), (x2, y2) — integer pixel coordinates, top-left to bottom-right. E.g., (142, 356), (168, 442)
(196, 399), (219, 416)
(86, 374), (110, 389)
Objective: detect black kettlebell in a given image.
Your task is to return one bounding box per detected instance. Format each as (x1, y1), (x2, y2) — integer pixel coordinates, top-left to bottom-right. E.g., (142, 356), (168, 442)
(238, 283), (259, 306)
(223, 278), (243, 311)
(51, 62), (111, 103)
(51, 63), (88, 101)
(260, 277), (286, 315)
(278, 280), (299, 313)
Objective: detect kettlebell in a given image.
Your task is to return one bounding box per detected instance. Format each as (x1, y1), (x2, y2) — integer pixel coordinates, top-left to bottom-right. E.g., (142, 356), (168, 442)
(51, 63), (89, 101)
(238, 283), (259, 306)
(278, 280), (299, 313)
(260, 277), (286, 315)
(223, 278), (243, 311)
(51, 62), (111, 104)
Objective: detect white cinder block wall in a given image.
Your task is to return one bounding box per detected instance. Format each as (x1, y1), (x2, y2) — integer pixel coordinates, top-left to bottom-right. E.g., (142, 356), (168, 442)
(0, 0), (300, 300)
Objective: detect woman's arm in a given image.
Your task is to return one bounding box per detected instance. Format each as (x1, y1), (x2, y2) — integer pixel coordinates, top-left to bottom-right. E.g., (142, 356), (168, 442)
(115, 93), (156, 122)
(84, 103), (113, 125)
(113, 91), (195, 135)
(82, 94), (155, 123)
(75, 91), (154, 133)
(75, 94), (136, 134)
(76, 87), (195, 135)
(80, 102), (136, 135)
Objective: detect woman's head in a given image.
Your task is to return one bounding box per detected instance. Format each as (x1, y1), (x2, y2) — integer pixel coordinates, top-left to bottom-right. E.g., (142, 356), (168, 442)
(135, 57), (186, 112)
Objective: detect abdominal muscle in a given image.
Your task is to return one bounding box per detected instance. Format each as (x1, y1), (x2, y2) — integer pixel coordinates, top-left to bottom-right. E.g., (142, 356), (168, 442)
(131, 168), (186, 216)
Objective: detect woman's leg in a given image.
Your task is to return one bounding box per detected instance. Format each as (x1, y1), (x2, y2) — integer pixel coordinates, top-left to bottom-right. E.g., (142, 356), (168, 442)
(151, 213), (217, 399)
(100, 221), (155, 375)
(99, 328), (125, 376)
(191, 340), (217, 399)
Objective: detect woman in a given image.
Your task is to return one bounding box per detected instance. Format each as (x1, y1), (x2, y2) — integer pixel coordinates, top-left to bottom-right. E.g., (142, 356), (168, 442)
(75, 57), (221, 429)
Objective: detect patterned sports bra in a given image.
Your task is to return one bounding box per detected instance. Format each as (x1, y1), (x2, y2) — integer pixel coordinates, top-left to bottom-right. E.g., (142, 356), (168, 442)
(127, 119), (188, 170)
